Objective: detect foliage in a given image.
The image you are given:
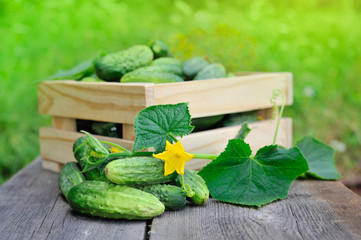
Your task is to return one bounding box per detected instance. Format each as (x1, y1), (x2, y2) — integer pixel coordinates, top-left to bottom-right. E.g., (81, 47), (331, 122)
(1, 0), (361, 184)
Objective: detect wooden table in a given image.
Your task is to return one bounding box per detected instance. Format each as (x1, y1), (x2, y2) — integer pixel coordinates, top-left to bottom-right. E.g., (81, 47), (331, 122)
(1, 157), (361, 240)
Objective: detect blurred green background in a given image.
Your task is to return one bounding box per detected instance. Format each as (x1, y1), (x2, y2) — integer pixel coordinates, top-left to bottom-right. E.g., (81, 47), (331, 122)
(1, 0), (360, 184)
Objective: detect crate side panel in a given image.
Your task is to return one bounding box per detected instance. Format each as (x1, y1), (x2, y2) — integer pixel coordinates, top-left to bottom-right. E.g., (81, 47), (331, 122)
(184, 118), (292, 170)
(38, 81), (154, 124)
(154, 73), (293, 118)
(39, 127), (134, 165)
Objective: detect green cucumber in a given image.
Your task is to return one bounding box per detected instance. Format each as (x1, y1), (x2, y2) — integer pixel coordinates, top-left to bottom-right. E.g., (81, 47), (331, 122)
(139, 184), (186, 210)
(152, 57), (182, 68)
(94, 45), (153, 81)
(67, 181), (165, 220)
(130, 64), (183, 76)
(73, 137), (110, 182)
(105, 157), (177, 186)
(194, 63), (226, 80)
(183, 57), (209, 80)
(149, 40), (170, 58)
(192, 114), (225, 131)
(175, 169), (209, 205)
(121, 71), (184, 83)
(58, 162), (86, 200)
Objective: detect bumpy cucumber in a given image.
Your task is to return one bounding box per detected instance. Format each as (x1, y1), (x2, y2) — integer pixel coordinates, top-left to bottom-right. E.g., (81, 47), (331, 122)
(73, 137), (110, 182)
(94, 45), (153, 81)
(139, 184), (186, 210)
(183, 57), (209, 80)
(58, 162), (86, 200)
(130, 64), (183, 76)
(152, 57), (182, 68)
(149, 40), (170, 58)
(175, 169), (209, 205)
(121, 71), (183, 83)
(194, 63), (226, 80)
(67, 181), (165, 220)
(105, 157), (177, 186)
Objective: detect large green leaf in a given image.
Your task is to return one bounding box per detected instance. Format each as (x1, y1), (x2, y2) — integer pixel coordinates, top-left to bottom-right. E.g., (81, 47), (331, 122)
(296, 136), (341, 180)
(198, 139), (309, 207)
(133, 103), (194, 153)
(48, 59), (94, 80)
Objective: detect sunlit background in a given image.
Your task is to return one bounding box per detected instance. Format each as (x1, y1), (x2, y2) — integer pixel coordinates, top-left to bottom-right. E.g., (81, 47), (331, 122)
(1, 0), (360, 187)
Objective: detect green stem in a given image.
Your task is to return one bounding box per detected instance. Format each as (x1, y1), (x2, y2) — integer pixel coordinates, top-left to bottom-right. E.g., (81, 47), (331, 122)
(168, 134), (178, 143)
(192, 153), (218, 160)
(272, 89), (286, 145)
(100, 140), (132, 154)
(108, 151), (153, 159)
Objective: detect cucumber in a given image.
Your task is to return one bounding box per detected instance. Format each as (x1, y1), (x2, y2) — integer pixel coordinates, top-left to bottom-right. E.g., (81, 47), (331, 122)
(149, 40), (170, 59)
(67, 181), (165, 220)
(183, 57), (209, 80)
(94, 45), (153, 81)
(58, 162), (86, 200)
(105, 157), (177, 186)
(194, 63), (226, 80)
(121, 71), (184, 83)
(130, 64), (183, 76)
(174, 169), (209, 205)
(152, 57), (182, 68)
(73, 137), (110, 182)
(139, 184), (186, 210)
(192, 114), (225, 131)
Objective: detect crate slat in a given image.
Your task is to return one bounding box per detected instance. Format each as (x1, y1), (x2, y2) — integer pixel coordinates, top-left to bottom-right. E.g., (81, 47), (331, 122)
(40, 118), (292, 172)
(154, 73), (293, 118)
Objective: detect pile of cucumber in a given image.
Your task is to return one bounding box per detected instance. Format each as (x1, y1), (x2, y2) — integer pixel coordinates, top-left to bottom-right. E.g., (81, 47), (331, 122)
(49, 40), (228, 83)
(59, 136), (209, 220)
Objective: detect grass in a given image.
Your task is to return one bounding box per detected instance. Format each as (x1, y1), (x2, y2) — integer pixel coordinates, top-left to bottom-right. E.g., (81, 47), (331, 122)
(1, 0), (360, 184)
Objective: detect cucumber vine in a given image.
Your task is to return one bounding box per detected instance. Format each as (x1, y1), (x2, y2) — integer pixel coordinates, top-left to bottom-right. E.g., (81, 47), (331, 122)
(270, 89), (286, 145)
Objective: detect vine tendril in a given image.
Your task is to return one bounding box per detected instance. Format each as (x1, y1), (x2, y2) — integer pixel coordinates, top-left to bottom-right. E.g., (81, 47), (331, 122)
(270, 89), (286, 145)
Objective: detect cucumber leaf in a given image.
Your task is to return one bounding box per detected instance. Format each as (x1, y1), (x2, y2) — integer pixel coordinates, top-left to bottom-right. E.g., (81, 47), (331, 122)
(296, 136), (341, 180)
(198, 139), (309, 207)
(133, 103), (194, 153)
(48, 59), (94, 80)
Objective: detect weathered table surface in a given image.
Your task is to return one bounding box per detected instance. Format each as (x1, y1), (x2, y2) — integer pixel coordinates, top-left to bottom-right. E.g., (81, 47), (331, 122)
(1, 157), (361, 240)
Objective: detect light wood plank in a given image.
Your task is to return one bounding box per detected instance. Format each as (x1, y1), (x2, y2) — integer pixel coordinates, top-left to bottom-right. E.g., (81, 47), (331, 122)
(0, 157), (147, 240)
(183, 118), (292, 170)
(38, 80), (154, 124)
(52, 116), (76, 131)
(42, 159), (63, 172)
(39, 127), (134, 165)
(150, 181), (361, 240)
(154, 72), (293, 118)
(122, 124), (136, 141)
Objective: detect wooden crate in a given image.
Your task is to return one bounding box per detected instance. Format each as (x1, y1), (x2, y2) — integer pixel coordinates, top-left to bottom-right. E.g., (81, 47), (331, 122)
(38, 72), (293, 172)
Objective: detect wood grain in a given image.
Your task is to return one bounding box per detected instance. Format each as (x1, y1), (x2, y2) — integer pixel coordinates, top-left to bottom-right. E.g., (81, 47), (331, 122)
(122, 124), (136, 141)
(38, 80), (154, 124)
(150, 180), (361, 240)
(0, 157), (147, 240)
(39, 119), (292, 172)
(154, 73), (293, 118)
(183, 118), (292, 170)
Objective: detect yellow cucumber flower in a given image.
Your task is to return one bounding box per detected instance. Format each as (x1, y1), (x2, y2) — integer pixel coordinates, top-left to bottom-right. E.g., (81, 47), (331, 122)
(153, 140), (194, 176)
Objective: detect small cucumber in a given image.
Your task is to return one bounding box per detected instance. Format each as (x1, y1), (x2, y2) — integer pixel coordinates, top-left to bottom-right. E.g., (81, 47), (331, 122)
(194, 63), (226, 80)
(192, 114), (225, 131)
(73, 137), (110, 182)
(175, 169), (209, 205)
(58, 162), (86, 200)
(149, 40), (170, 58)
(105, 157), (177, 186)
(131, 64), (183, 76)
(152, 57), (182, 68)
(94, 45), (153, 81)
(67, 181), (165, 220)
(183, 57), (209, 80)
(139, 184), (186, 210)
(121, 71), (184, 83)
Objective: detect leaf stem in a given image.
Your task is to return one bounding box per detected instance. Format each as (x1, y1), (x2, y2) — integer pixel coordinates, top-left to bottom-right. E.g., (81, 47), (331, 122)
(169, 134), (178, 143)
(192, 153), (218, 160)
(271, 89), (286, 145)
(100, 141), (132, 154)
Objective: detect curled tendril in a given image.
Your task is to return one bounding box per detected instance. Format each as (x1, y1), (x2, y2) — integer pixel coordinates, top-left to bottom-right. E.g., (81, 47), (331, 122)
(180, 174), (195, 197)
(270, 89), (286, 145)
